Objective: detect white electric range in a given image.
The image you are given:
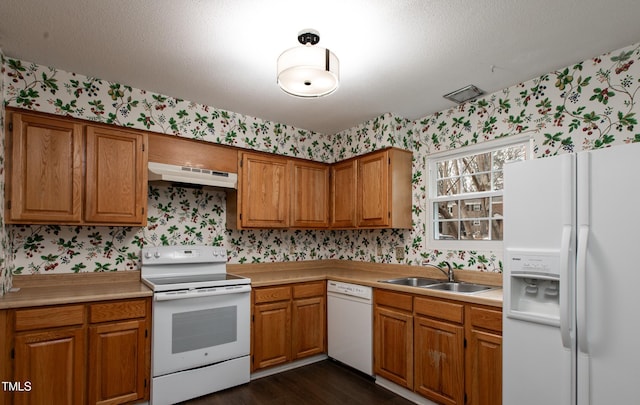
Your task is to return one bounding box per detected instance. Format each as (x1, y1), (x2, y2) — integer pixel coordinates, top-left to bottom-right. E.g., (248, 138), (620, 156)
(141, 245), (251, 405)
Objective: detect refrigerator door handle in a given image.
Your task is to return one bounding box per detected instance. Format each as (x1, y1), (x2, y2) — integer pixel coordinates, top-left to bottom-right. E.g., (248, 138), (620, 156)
(576, 224), (590, 354)
(559, 224), (572, 349)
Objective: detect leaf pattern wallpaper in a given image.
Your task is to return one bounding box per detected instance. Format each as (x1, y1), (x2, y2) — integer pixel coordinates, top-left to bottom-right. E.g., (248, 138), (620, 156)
(1, 40), (639, 292)
(0, 58), (7, 294)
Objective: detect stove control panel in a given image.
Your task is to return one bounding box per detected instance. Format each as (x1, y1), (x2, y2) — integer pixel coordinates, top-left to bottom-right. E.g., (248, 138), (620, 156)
(142, 245), (227, 265)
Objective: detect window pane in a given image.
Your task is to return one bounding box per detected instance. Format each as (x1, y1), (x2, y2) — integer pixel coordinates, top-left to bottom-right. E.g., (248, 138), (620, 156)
(493, 145), (526, 169)
(436, 160), (449, 179)
(463, 152), (491, 174)
(492, 196), (503, 218)
(492, 170), (504, 190)
(436, 220), (459, 240)
(460, 197), (489, 219)
(492, 219), (504, 240)
(435, 201), (458, 220)
(460, 172), (491, 193)
(461, 220), (490, 240)
(437, 178), (460, 196)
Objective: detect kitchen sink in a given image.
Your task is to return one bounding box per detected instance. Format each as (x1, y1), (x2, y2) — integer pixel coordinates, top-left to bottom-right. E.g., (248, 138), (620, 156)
(424, 282), (496, 294)
(379, 277), (444, 287)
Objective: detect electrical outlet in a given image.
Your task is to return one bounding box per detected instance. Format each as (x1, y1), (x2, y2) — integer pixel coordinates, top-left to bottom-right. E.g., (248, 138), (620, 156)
(395, 246), (405, 260)
(289, 245), (295, 255)
(376, 244), (383, 256)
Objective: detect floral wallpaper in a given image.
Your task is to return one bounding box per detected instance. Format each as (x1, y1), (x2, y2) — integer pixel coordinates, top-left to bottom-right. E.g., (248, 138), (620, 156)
(401, 42), (640, 271)
(0, 49), (10, 294)
(1, 41), (639, 286)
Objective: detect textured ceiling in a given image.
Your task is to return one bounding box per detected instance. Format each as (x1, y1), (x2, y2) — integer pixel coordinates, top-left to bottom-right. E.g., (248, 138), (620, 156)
(1, 0), (640, 134)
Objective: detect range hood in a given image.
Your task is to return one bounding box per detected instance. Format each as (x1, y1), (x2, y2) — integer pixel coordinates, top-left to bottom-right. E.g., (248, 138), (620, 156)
(148, 162), (238, 189)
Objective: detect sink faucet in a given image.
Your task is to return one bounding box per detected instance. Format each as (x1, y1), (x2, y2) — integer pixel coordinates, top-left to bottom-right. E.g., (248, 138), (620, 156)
(421, 260), (454, 282)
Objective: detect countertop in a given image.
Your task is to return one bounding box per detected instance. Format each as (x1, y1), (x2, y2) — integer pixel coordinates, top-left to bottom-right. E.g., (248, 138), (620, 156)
(230, 260), (503, 308)
(0, 260), (503, 310)
(0, 271), (153, 309)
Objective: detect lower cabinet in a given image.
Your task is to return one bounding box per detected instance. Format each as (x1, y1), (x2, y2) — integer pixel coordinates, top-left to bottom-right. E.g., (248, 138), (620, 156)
(373, 289), (502, 405)
(291, 284), (326, 359)
(14, 326), (86, 405)
(6, 298), (151, 405)
(89, 300), (149, 404)
(465, 305), (503, 405)
(373, 289), (413, 389)
(252, 281), (326, 372)
(414, 297), (465, 405)
(253, 295), (291, 370)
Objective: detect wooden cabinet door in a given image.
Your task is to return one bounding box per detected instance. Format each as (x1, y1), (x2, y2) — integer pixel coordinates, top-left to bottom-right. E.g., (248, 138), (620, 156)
(465, 305), (502, 405)
(13, 327), (86, 405)
(292, 296), (325, 359)
(374, 306), (413, 389)
(330, 159), (357, 228)
(414, 316), (465, 405)
(85, 126), (148, 225)
(291, 160), (329, 228)
(88, 319), (147, 405)
(7, 111), (83, 223)
(240, 152), (290, 228)
(252, 301), (291, 371)
(357, 150), (389, 227)
(466, 328), (502, 405)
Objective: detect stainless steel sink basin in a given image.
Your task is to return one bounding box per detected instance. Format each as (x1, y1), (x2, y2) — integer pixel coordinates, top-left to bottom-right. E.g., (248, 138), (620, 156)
(424, 282), (495, 294)
(379, 277), (444, 287)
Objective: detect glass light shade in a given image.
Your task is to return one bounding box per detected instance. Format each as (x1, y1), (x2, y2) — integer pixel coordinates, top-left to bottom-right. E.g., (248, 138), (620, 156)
(277, 45), (339, 97)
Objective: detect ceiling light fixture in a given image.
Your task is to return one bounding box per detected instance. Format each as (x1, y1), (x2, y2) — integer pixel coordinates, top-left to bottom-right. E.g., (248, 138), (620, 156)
(277, 30), (339, 98)
(443, 85), (485, 104)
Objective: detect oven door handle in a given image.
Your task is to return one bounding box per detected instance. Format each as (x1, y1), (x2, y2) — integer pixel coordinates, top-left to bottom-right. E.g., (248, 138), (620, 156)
(154, 284), (251, 301)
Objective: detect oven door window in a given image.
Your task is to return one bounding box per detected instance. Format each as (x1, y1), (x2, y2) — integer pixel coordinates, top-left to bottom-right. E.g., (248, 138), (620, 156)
(172, 306), (237, 353)
(152, 291), (250, 377)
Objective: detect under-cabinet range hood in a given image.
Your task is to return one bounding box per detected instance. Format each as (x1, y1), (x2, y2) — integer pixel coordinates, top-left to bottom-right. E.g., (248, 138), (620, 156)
(148, 162), (238, 189)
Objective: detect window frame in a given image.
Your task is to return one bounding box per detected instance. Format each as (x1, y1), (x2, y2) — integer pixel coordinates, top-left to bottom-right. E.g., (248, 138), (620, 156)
(426, 134), (533, 251)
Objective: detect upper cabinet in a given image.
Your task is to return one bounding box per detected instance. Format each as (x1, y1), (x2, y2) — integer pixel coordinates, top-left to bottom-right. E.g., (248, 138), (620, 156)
(85, 126), (148, 225)
(232, 151), (290, 228)
(229, 147), (413, 230)
(5, 109), (148, 226)
(334, 148), (413, 229)
(330, 159), (357, 228)
(229, 152), (330, 230)
(6, 111), (83, 223)
(291, 160), (329, 228)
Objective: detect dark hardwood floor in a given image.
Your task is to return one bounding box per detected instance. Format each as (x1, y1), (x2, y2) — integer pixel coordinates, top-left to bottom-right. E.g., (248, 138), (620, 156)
(179, 360), (414, 405)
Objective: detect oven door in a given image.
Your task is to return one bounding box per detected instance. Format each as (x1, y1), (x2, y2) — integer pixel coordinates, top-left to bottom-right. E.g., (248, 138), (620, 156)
(152, 285), (251, 377)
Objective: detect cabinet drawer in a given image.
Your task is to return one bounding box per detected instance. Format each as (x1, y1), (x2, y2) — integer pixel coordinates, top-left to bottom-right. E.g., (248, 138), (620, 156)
(254, 286), (292, 304)
(15, 305), (85, 331)
(414, 296), (464, 324)
(375, 289), (413, 312)
(89, 299), (147, 323)
(468, 305), (502, 333)
(293, 281), (325, 299)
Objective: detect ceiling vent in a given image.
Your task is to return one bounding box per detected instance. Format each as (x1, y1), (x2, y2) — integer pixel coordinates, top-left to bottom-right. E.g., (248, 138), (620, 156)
(443, 85), (485, 104)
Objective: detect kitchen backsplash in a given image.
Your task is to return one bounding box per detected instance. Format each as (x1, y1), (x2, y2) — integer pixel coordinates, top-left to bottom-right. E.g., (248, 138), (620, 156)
(1, 41), (639, 283)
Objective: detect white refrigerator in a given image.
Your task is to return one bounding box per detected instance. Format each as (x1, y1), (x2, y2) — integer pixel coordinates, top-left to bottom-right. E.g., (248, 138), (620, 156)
(502, 141), (640, 405)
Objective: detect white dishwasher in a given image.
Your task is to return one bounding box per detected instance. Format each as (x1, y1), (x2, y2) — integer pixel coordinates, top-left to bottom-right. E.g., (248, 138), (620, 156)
(327, 280), (373, 376)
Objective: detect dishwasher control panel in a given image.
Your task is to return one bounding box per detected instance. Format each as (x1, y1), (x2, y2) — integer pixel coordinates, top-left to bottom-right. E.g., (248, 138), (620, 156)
(327, 280), (372, 300)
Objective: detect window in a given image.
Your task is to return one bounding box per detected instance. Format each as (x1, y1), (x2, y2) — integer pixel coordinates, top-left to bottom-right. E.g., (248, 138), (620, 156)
(427, 135), (531, 249)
